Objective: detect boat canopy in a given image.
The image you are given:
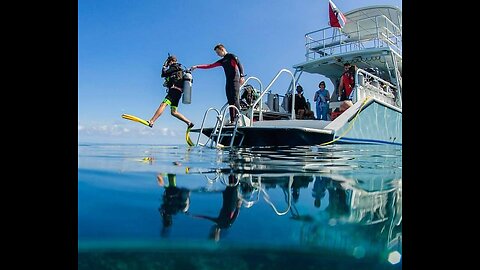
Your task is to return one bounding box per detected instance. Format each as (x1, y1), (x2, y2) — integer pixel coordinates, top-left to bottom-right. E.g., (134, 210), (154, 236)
(294, 5), (402, 84)
(343, 5), (402, 41)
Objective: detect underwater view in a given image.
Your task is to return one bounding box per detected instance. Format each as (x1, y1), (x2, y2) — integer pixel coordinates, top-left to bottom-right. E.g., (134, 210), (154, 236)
(78, 143), (402, 269)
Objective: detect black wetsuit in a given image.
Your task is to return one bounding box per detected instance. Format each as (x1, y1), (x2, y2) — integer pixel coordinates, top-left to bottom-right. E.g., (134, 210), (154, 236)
(294, 93), (309, 113)
(161, 63), (183, 108)
(197, 53), (244, 121)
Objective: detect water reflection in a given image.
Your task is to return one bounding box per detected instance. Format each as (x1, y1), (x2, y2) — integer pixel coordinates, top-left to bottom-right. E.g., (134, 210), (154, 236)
(78, 144), (402, 268)
(157, 173), (191, 237)
(148, 145), (400, 257)
(153, 167), (402, 258)
(157, 168), (401, 260)
(192, 174), (242, 242)
(312, 176), (328, 208)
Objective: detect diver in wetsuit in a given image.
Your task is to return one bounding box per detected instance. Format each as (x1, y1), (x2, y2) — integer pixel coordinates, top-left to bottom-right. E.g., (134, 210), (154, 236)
(191, 44), (245, 124)
(148, 55), (194, 129)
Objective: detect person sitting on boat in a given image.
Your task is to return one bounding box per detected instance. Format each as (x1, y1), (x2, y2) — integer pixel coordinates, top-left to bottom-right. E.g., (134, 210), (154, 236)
(331, 100), (353, 120)
(337, 63), (355, 101)
(313, 81), (331, 120)
(240, 84), (259, 109)
(292, 85), (315, 119)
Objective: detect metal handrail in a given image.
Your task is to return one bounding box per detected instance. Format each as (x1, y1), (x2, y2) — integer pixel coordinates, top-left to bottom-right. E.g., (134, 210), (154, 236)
(356, 68), (396, 88)
(238, 76), (264, 122)
(216, 105), (246, 148)
(240, 176), (261, 208)
(202, 94), (251, 148)
(249, 69), (296, 122)
(258, 176), (293, 216)
(305, 14), (402, 60)
(354, 68), (399, 104)
(196, 107), (221, 147)
(238, 76), (264, 104)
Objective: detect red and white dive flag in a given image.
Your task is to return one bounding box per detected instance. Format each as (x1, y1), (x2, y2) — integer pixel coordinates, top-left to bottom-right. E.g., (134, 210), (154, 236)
(328, 0), (347, 29)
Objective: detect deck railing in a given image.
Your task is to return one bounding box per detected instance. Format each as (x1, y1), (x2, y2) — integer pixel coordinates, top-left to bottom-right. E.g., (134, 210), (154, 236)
(250, 69), (296, 123)
(353, 68), (400, 108)
(305, 14), (401, 61)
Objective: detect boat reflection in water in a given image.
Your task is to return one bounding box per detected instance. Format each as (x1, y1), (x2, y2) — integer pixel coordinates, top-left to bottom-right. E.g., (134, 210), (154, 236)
(188, 169), (401, 263)
(156, 145), (400, 267)
(78, 144), (401, 269)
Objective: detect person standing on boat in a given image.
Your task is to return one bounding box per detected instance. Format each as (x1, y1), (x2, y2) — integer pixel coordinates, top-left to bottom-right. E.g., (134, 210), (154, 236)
(337, 62), (355, 101)
(313, 81), (331, 120)
(148, 55), (194, 129)
(190, 44), (245, 125)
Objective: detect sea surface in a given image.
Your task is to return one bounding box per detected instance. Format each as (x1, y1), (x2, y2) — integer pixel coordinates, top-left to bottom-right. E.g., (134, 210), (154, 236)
(78, 143), (402, 269)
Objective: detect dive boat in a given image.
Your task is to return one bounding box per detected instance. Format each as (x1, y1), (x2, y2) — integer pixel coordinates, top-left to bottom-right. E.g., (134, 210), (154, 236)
(190, 5), (402, 147)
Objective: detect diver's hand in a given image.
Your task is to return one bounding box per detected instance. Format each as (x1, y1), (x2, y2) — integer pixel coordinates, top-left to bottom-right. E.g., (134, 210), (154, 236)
(190, 66), (197, 71)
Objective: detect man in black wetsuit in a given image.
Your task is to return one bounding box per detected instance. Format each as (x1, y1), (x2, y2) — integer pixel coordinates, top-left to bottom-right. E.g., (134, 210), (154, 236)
(191, 44), (245, 124)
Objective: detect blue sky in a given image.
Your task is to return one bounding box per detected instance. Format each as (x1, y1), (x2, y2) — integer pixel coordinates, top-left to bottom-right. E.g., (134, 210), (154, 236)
(78, 0), (402, 144)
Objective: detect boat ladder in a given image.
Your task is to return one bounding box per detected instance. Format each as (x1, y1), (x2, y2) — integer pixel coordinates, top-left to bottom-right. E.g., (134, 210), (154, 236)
(195, 105), (247, 148)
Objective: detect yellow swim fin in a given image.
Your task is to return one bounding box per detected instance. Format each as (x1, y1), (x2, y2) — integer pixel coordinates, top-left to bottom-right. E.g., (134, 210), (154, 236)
(186, 126), (194, 146)
(122, 114), (152, 127)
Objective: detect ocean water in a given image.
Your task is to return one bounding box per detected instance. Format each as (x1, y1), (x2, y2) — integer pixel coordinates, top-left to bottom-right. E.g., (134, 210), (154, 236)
(78, 143), (402, 269)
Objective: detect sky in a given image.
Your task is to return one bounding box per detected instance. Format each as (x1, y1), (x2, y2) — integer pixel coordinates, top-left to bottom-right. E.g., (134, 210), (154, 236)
(78, 0), (402, 145)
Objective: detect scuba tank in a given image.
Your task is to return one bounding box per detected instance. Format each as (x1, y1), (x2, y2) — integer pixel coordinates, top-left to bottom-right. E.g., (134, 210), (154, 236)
(273, 94), (279, 112)
(267, 92), (274, 110)
(282, 93), (290, 112)
(182, 69), (193, 104)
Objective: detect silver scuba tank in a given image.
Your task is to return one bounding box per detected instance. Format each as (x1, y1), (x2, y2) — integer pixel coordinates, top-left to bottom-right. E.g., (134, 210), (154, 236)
(182, 70), (193, 104)
(267, 92), (274, 110)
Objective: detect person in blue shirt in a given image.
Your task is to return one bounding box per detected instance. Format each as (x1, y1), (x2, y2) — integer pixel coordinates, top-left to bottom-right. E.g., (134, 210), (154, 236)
(313, 81), (331, 120)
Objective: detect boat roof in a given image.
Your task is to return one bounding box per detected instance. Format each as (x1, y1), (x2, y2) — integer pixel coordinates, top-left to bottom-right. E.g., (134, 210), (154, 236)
(343, 5), (402, 40)
(345, 5), (401, 24)
(293, 5), (402, 81)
